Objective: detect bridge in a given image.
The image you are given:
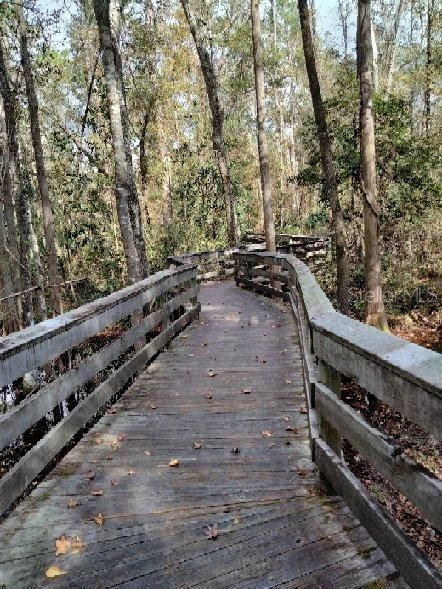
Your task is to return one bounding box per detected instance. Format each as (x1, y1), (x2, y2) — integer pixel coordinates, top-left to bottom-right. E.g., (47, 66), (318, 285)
(0, 244), (440, 588)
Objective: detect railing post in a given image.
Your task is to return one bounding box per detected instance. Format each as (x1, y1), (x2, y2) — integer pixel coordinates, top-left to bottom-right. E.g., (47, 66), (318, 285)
(317, 359), (342, 457)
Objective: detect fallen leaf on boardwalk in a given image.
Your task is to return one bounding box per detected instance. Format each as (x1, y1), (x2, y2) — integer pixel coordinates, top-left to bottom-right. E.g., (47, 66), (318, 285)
(126, 470), (135, 476)
(111, 439), (120, 450)
(55, 535), (71, 556)
(297, 469), (308, 477)
(193, 442), (202, 449)
(71, 536), (84, 553)
(188, 353), (195, 357)
(202, 342), (208, 346)
(107, 408), (117, 414)
(205, 392), (213, 399)
(286, 426), (298, 433)
(45, 566), (67, 578)
(150, 404), (157, 410)
(241, 388), (252, 394)
(299, 406), (308, 414)
(169, 459), (180, 467)
(205, 524), (218, 540)
(90, 490), (104, 496)
(118, 434), (128, 441)
(207, 371), (217, 378)
(94, 513), (105, 526)
(67, 498), (78, 509)
(282, 415), (290, 422)
(285, 379), (293, 384)
(233, 516), (242, 524)
(105, 455), (114, 460)
(231, 447), (240, 454)
(144, 450), (151, 456)
(111, 480), (118, 486)
(85, 471), (95, 480)
(262, 430), (272, 438)
(269, 443), (276, 448)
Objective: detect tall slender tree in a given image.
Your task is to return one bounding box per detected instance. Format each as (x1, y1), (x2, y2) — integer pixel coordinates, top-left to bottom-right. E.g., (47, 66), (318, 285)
(93, 0), (147, 284)
(298, 0), (349, 314)
(180, 0), (239, 246)
(251, 0), (276, 251)
(0, 40), (33, 327)
(15, 2), (63, 315)
(357, 0), (388, 330)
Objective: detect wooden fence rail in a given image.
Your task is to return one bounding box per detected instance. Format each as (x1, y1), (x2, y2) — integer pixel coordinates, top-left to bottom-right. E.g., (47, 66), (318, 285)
(0, 265), (200, 515)
(233, 251), (442, 589)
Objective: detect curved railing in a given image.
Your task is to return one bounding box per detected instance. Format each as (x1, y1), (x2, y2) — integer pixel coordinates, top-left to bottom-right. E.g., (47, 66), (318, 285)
(234, 250), (441, 589)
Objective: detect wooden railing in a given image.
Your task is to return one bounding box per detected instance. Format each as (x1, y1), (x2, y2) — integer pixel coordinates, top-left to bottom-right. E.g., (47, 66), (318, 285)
(0, 265), (200, 515)
(234, 251), (441, 589)
(167, 234), (329, 283)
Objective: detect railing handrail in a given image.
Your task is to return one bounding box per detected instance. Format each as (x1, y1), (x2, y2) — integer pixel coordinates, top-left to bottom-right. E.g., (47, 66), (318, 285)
(233, 249), (441, 588)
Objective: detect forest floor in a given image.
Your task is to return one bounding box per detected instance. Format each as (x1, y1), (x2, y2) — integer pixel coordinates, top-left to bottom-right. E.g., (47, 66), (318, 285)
(343, 309), (441, 569)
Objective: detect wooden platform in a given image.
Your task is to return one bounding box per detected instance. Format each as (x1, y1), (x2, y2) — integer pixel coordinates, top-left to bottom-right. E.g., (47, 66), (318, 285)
(0, 281), (405, 588)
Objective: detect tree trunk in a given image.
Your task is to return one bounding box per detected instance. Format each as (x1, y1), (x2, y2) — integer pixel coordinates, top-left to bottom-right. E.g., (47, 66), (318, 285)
(0, 40), (33, 327)
(357, 0), (388, 330)
(16, 3), (63, 316)
(298, 0), (349, 314)
(93, 0), (144, 284)
(109, 0), (149, 278)
(180, 0), (239, 246)
(251, 0), (276, 252)
(386, 0), (405, 94)
(424, 0), (435, 135)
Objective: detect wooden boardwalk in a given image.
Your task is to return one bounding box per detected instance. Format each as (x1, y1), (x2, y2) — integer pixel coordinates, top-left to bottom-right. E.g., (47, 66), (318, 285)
(0, 281), (404, 588)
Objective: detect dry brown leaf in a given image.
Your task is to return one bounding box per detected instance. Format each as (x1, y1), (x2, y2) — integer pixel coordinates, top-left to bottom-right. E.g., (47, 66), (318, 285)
(150, 404), (157, 410)
(233, 516), (242, 524)
(262, 430), (272, 438)
(55, 535), (71, 556)
(67, 498), (78, 509)
(45, 566), (67, 578)
(94, 513), (105, 526)
(205, 524), (218, 540)
(111, 439), (120, 450)
(286, 426), (298, 433)
(241, 388), (252, 394)
(71, 536), (84, 553)
(85, 471), (95, 480)
(105, 455), (114, 461)
(231, 447), (240, 454)
(205, 392), (213, 400)
(90, 490), (104, 496)
(169, 459), (180, 467)
(285, 379), (293, 384)
(207, 371), (217, 378)
(144, 450), (151, 456)
(299, 406), (308, 414)
(126, 470), (135, 476)
(193, 442), (202, 449)
(111, 479), (118, 486)
(282, 415), (290, 422)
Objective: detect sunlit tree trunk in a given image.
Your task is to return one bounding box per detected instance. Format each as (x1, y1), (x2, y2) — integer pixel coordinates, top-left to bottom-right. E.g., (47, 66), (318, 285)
(298, 0), (349, 314)
(386, 0), (405, 94)
(109, 0), (149, 277)
(0, 40), (33, 326)
(357, 0), (388, 330)
(180, 0), (239, 246)
(16, 3), (63, 315)
(424, 0), (435, 135)
(93, 0), (144, 284)
(251, 0), (276, 252)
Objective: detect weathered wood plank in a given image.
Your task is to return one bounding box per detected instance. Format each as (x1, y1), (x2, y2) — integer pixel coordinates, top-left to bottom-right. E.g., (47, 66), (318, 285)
(315, 438), (441, 589)
(0, 304), (200, 515)
(0, 287), (197, 451)
(0, 265), (197, 388)
(316, 382), (442, 530)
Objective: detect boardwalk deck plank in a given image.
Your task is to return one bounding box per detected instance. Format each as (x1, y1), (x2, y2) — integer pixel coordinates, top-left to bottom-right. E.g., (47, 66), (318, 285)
(0, 281), (404, 588)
